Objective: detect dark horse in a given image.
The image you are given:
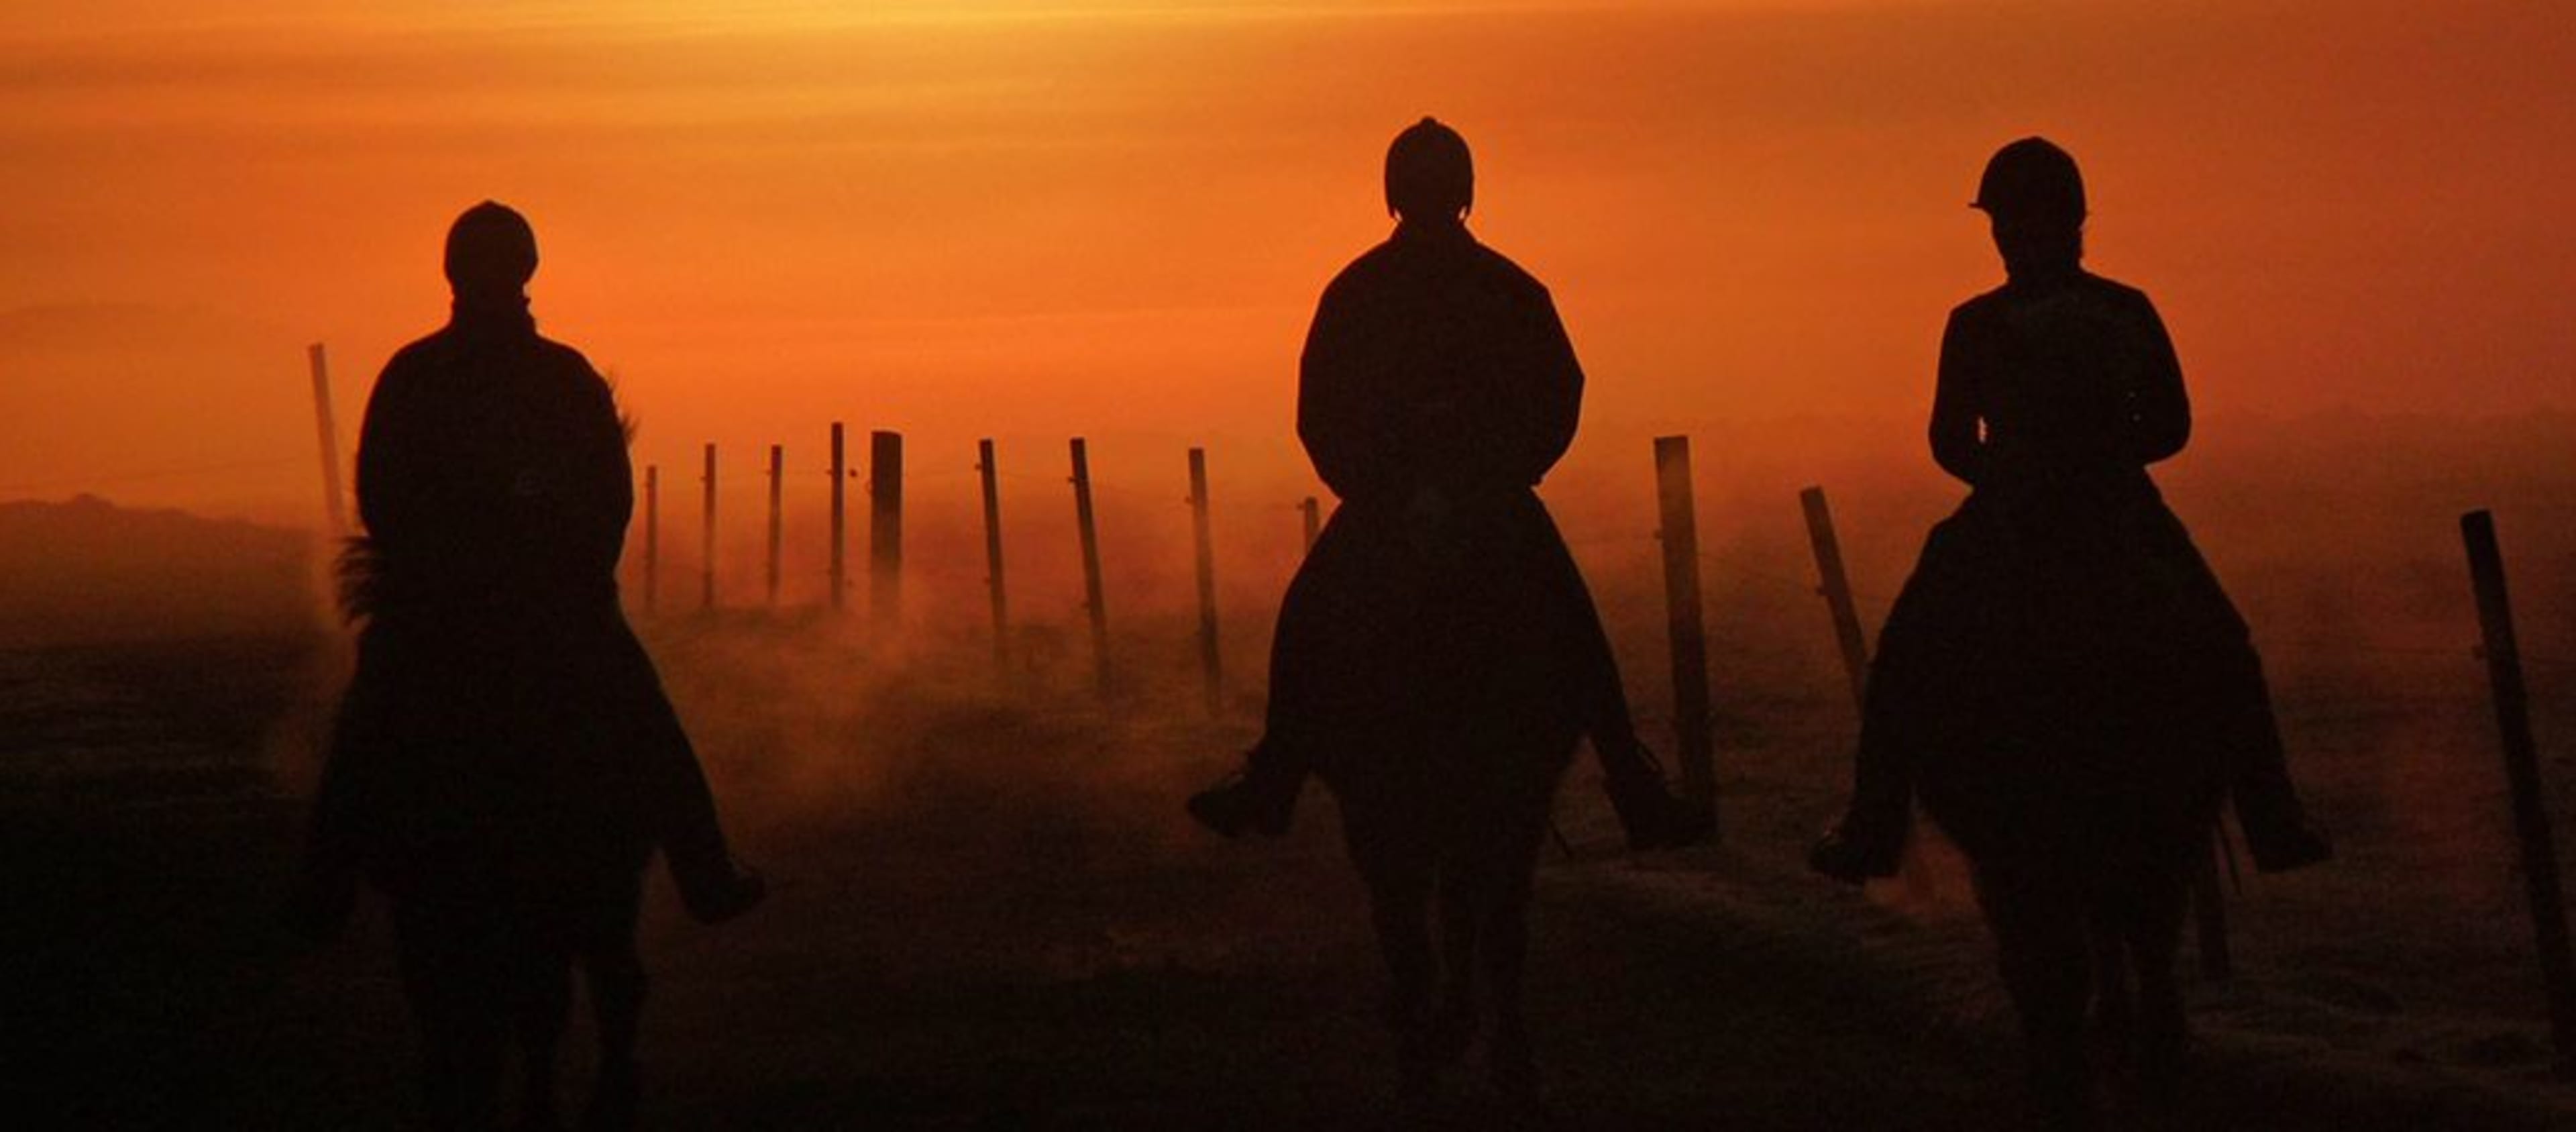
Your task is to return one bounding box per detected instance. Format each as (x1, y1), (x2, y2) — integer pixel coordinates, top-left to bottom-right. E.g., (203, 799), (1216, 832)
(1179, 121), (1710, 1109)
(1301, 488), (1593, 1100)
(1813, 140), (2328, 1130)
(289, 202), (761, 1131)
(1189, 119), (1688, 1102)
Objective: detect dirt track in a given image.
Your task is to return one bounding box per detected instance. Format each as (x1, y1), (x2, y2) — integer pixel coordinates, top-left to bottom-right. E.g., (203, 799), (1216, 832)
(9, 633), (2576, 1131)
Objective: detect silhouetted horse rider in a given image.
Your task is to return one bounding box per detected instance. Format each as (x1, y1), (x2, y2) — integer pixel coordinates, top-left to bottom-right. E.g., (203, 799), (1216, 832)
(290, 203), (763, 1131)
(1810, 140), (2329, 1127)
(1189, 119), (1705, 1102)
(1189, 120), (1707, 854)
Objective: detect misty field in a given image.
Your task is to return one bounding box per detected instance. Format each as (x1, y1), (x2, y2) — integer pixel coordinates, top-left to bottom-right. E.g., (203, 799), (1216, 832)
(5, 420), (2576, 1129)
(5, 607), (2575, 1127)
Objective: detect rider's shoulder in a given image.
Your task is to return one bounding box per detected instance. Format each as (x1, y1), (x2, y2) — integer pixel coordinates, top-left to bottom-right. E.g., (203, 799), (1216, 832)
(1947, 285), (2014, 328)
(1462, 240), (1552, 301)
(1328, 231), (1550, 300)
(529, 333), (600, 376)
(2072, 270), (2156, 310)
(1324, 238), (1403, 295)
(1952, 272), (2156, 323)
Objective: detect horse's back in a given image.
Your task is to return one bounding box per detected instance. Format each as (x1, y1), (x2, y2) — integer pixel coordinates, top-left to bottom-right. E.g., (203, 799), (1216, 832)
(325, 604), (670, 903)
(1888, 489), (2239, 874)
(1303, 494), (1585, 795)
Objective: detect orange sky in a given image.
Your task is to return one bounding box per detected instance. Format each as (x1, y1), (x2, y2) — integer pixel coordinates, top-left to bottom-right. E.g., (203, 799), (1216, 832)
(2, 0), (2570, 524)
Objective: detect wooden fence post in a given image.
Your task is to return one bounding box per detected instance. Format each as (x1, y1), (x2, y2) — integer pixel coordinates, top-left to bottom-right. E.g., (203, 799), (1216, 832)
(1798, 486), (1872, 712)
(765, 444), (784, 608)
(2463, 509), (2576, 1072)
(1301, 495), (1321, 553)
(700, 443), (718, 611)
(1071, 438), (1112, 699)
(870, 430), (904, 629)
(978, 439), (1010, 673)
(643, 464), (659, 615)
(1188, 448), (1222, 716)
(1653, 436), (1716, 821)
(828, 422), (847, 611)
(306, 344), (347, 537)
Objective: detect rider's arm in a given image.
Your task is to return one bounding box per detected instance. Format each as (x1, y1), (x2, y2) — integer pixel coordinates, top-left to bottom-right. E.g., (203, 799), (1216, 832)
(1929, 307), (1987, 486)
(551, 347), (636, 580)
(1297, 278), (1398, 501)
(2124, 294), (2192, 466)
(354, 350), (437, 552)
(1513, 287), (1585, 485)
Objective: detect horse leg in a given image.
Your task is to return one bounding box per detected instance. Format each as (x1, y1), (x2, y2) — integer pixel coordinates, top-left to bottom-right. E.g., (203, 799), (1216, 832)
(582, 953), (647, 1132)
(1345, 805), (1441, 1094)
(2085, 908), (2135, 1082)
(509, 949), (574, 1131)
(395, 900), (510, 1132)
(1976, 868), (2099, 1131)
(582, 871), (651, 1132)
(1430, 855), (1483, 1068)
(1474, 816), (1550, 1106)
(2125, 858), (2193, 1104)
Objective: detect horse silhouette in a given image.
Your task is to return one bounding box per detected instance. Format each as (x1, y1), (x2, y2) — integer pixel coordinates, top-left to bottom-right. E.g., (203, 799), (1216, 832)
(1189, 119), (1698, 1104)
(1315, 489), (1600, 1101)
(1814, 139), (2328, 1129)
(290, 202), (761, 1131)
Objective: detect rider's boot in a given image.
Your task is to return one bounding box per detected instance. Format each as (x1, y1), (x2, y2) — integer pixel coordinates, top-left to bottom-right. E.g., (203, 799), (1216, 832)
(1186, 743), (1301, 839)
(2233, 774), (2332, 874)
(1597, 739), (1713, 851)
(664, 825), (766, 925)
(1809, 763), (1910, 883)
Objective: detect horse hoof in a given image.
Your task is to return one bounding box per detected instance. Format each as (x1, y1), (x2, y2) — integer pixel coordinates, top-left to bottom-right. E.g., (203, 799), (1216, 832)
(1186, 773), (1295, 839)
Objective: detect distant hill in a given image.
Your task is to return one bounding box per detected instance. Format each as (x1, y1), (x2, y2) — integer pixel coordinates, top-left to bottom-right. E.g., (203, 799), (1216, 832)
(0, 495), (319, 647)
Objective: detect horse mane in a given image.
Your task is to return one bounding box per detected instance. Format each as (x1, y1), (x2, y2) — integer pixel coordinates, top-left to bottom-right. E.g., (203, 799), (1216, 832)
(335, 535), (386, 625)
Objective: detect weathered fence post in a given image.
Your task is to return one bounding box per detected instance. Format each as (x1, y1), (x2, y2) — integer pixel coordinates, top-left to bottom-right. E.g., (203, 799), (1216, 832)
(828, 422), (847, 611)
(1188, 448), (1222, 716)
(765, 444), (784, 608)
(1652, 436), (1717, 821)
(978, 439), (1010, 673)
(1300, 495), (1322, 553)
(1798, 486), (1872, 712)
(700, 444), (718, 611)
(643, 464), (660, 615)
(2462, 509), (2576, 1072)
(306, 344), (347, 537)
(869, 430), (904, 629)
(1070, 438), (1112, 699)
